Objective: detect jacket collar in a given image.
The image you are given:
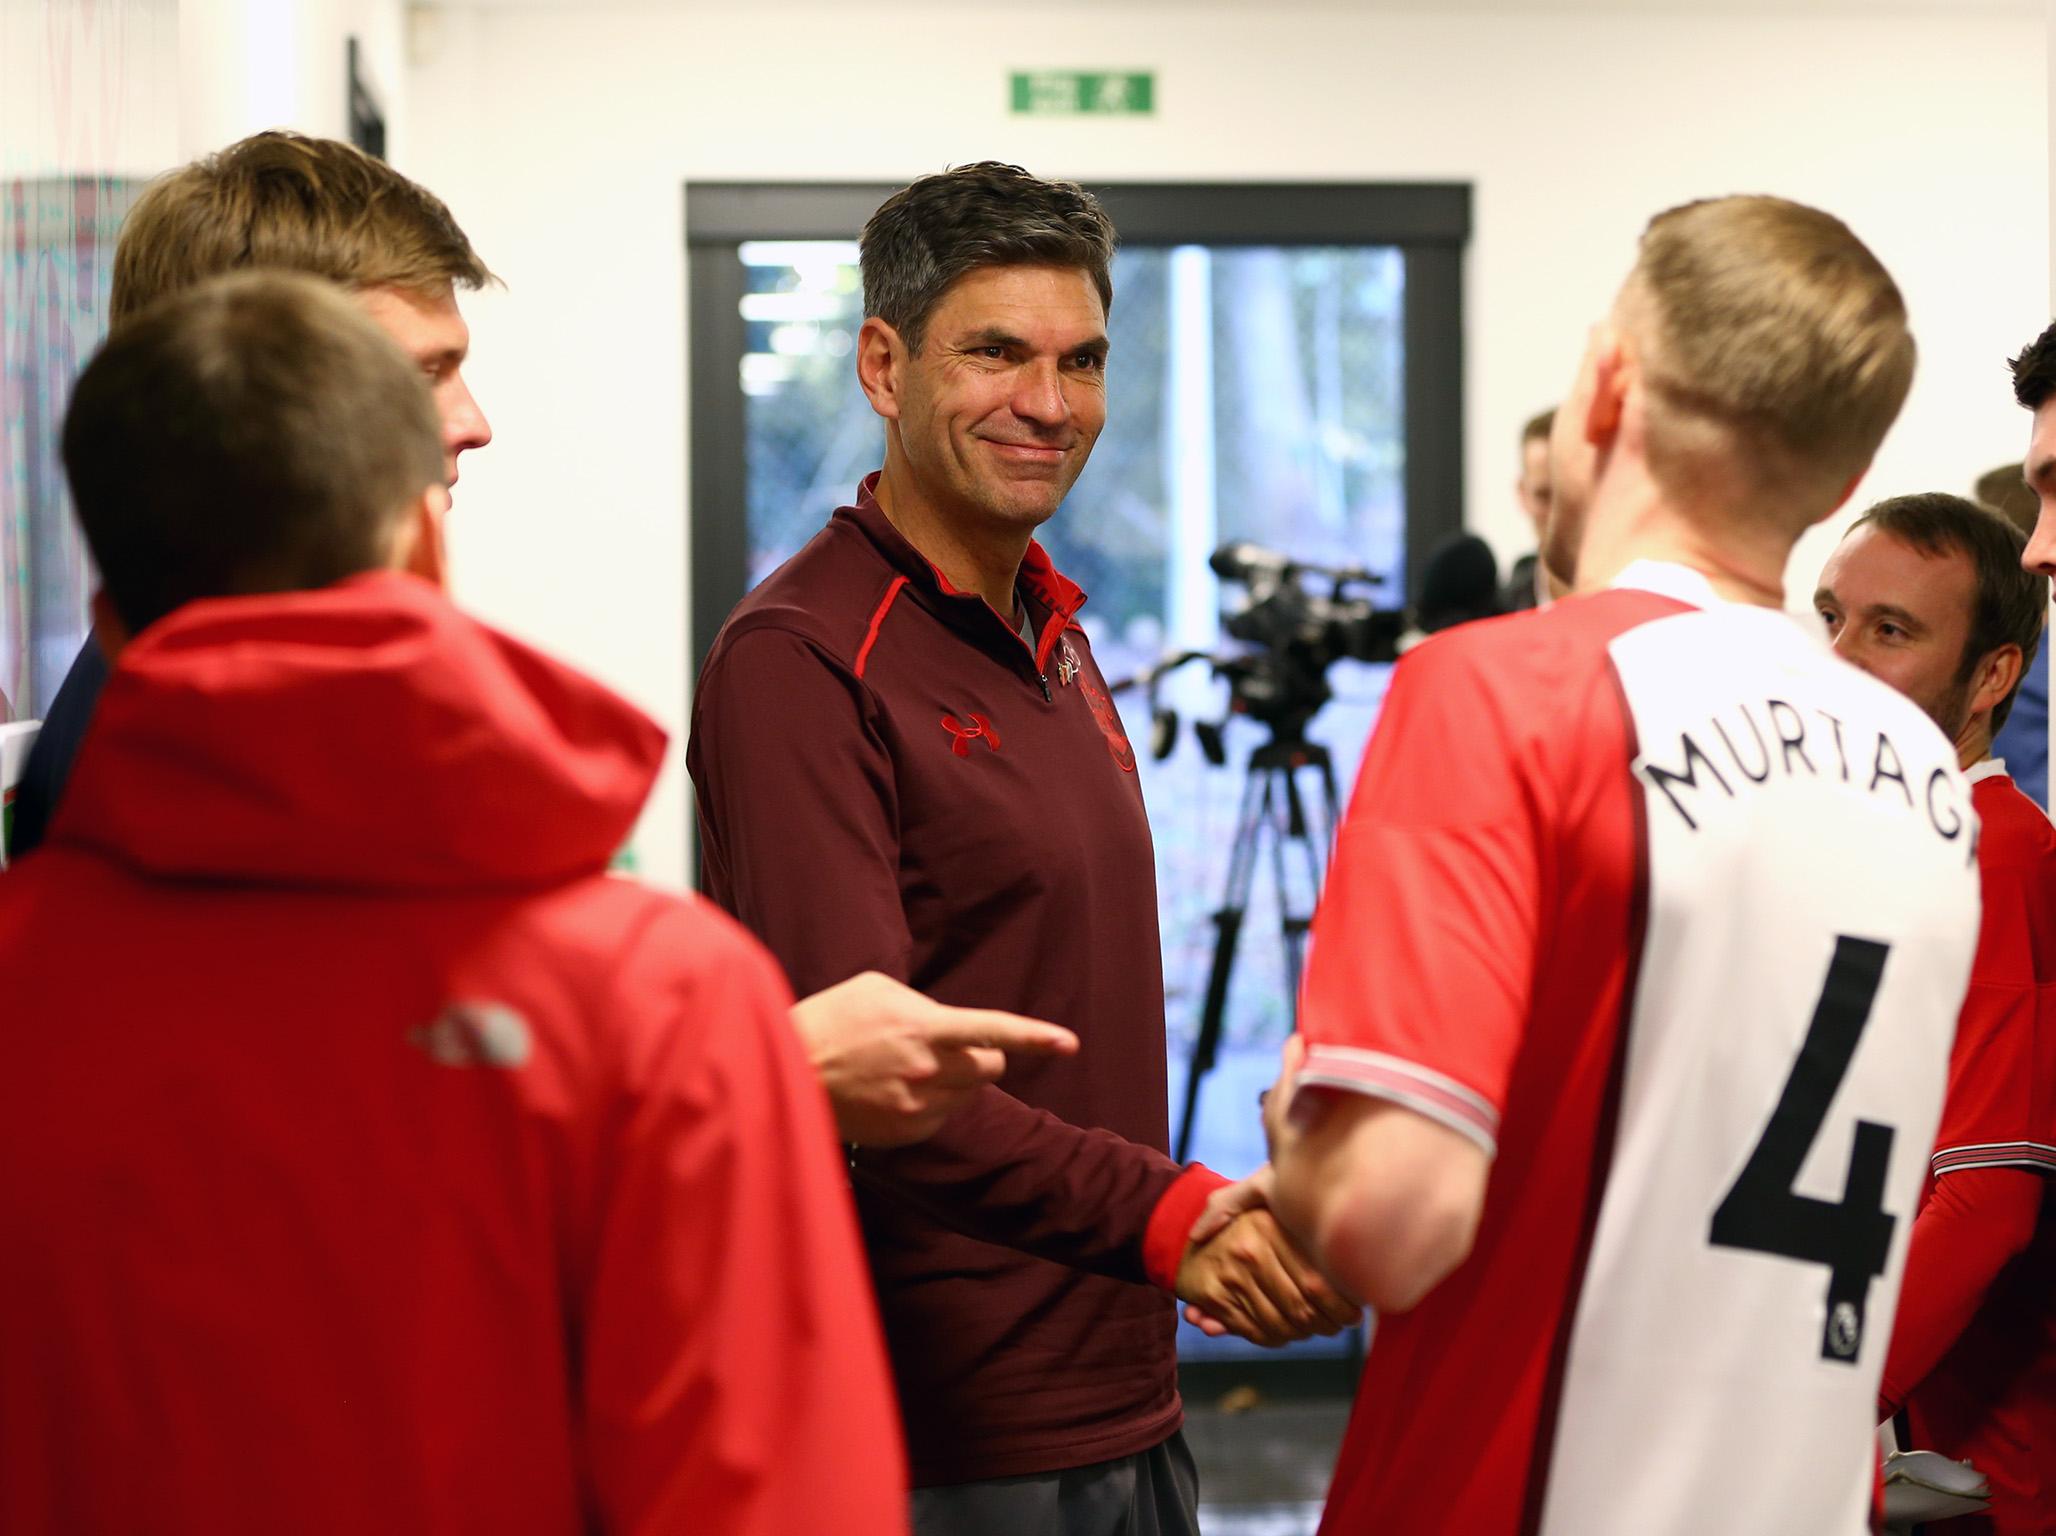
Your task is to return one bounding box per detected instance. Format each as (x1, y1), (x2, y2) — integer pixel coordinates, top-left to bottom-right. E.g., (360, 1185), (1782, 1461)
(837, 471), (1088, 673)
(53, 572), (663, 892)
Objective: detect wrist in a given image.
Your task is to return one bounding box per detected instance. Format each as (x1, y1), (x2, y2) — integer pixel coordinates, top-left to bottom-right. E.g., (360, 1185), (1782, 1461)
(1143, 1163), (1231, 1292)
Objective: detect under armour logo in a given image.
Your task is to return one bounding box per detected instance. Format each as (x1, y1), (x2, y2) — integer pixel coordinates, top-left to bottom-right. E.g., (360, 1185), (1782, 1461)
(409, 1002), (533, 1068)
(941, 713), (1002, 757)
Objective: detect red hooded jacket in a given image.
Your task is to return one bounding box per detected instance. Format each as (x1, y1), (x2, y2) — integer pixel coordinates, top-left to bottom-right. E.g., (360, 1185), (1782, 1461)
(0, 572), (905, 1536)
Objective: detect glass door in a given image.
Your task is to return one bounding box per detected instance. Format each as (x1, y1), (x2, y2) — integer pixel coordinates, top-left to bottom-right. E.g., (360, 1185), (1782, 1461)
(689, 182), (1468, 1361)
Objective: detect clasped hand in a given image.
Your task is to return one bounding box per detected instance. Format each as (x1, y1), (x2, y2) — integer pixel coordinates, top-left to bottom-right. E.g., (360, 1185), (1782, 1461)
(1176, 1164), (1361, 1347)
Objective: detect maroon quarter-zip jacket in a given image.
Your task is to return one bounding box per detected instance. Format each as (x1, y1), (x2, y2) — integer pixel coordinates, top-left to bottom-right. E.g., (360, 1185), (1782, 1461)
(689, 475), (1223, 1485)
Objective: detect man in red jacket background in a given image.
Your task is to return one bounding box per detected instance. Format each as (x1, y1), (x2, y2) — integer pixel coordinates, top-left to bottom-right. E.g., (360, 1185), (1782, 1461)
(690, 162), (1355, 1536)
(0, 270), (907, 1534)
(1816, 492), (2056, 1534)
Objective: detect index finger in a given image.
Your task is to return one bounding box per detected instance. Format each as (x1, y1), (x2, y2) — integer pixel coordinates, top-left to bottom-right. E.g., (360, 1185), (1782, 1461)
(919, 1009), (1080, 1057)
(927, 1046), (1009, 1088)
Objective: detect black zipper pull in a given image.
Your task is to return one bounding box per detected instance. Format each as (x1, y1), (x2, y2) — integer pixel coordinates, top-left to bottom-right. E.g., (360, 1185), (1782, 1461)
(1038, 673), (1052, 703)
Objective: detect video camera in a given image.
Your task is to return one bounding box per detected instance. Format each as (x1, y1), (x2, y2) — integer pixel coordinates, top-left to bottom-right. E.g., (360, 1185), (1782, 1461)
(1208, 542), (1405, 740)
(1129, 542), (1403, 761)
(1140, 535), (1503, 1163)
(1126, 534), (1506, 761)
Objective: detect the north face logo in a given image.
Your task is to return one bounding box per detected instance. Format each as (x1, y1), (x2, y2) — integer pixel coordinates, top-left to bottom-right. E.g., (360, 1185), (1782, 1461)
(941, 713), (1001, 757)
(409, 1002), (533, 1068)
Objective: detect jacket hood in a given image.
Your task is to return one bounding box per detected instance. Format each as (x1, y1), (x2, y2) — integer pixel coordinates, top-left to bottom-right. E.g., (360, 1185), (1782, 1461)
(51, 572), (666, 891)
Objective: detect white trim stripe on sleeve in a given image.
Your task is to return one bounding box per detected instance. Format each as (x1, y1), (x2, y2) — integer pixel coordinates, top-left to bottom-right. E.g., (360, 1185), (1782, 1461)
(1295, 1045), (1499, 1157)
(1931, 1140), (2056, 1175)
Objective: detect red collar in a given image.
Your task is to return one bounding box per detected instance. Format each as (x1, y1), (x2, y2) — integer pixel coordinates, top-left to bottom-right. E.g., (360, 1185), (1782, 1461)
(841, 472), (1087, 669)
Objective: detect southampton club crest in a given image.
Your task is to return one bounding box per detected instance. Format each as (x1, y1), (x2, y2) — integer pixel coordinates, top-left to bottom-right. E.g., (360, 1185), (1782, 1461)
(1056, 639), (1083, 689)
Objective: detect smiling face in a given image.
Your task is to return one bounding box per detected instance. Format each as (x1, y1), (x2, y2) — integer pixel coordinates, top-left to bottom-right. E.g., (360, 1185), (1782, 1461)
(1816, 522), (1979, 738)
(866, 263), (1108, 535)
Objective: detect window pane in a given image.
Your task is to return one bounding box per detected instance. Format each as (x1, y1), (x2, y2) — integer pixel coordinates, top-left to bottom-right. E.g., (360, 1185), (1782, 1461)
(1, 177), (139, 719)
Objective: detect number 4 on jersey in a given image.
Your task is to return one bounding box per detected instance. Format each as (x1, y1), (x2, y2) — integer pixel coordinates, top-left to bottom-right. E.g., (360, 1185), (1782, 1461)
(1709, 936), (1897, 1365)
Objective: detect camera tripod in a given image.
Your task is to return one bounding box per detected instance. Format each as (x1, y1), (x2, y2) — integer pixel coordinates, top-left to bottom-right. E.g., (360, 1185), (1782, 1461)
(1173, 729), (1342, 1165)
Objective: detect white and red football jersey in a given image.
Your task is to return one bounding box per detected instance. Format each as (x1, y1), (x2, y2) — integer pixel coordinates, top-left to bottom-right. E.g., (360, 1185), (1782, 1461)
(1296, 561), (1983, 1536)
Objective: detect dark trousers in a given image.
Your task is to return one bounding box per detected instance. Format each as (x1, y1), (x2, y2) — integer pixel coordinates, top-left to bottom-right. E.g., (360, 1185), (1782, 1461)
(910, 1430), (1201, 1536)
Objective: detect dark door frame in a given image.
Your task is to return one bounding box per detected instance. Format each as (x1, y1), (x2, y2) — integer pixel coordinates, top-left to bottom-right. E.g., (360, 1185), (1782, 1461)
(684, 183), (1469, 1387)
(685, 180), (1471, 674)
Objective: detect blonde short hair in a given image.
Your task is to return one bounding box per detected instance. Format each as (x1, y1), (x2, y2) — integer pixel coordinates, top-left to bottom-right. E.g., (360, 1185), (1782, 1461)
(1628, 196), (1914, 520)
(111, 131), (494, 326)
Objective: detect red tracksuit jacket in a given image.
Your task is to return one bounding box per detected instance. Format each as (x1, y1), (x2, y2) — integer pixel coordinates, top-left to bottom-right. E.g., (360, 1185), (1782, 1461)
(0, 572), (905, 1536)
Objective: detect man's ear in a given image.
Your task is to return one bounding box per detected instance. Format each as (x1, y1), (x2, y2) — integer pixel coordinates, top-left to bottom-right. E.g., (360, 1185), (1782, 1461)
(1973, 642), (2025, 725)
(392, 484), (451, 588)
(89, 590), (131, 660)
(855, 316), (908, 422)
(1584, 323), (1628, 450)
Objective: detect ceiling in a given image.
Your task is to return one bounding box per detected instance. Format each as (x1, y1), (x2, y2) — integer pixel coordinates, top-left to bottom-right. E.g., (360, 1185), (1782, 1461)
(420, 0), (2037, 12)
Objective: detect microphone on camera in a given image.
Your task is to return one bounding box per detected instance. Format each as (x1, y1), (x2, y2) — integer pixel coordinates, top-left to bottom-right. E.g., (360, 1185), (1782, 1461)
(1209, 541), (1381, 588)
(1208, 542), (1293, 583)
(1416, 533), (1505, 633)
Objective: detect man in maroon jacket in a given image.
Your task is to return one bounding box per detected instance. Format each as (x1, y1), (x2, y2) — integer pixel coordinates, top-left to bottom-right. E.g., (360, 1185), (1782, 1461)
(690, 163), (1355, 1535)
(0, 271), (907, 1534)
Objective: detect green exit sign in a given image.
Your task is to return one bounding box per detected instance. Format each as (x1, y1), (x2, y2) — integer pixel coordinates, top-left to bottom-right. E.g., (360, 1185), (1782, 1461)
(1010, 71), (1155, 116)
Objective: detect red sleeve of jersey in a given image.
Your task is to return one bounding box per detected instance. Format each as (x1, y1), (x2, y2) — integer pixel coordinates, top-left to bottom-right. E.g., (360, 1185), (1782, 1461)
(1295, 631), (1544, 1157)
(1929, 823), (2056, 1177)
(1875, 1166), (2043, 1422)
(582, 903), (908, 1536)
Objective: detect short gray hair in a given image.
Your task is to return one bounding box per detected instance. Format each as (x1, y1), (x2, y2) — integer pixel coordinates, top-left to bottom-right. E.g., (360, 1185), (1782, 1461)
(860, 162), (1117, 352)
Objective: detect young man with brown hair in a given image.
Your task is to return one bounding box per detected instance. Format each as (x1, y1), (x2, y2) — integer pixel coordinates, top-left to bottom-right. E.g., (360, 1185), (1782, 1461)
(2011, 324), (2056, 583)
(1255, 196), (1981, 1534)
(11, 130), (497, 859)
(1975, 463), (2050, 806)
(690, 162), (1354, 1536)
(16, 129), (1070, 1147)
(0, 270), (907, 1535)
(1814, 492), (2056, 1536)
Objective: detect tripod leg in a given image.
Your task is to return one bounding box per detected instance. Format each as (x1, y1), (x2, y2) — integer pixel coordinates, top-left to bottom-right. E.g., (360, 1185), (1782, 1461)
(1176, 769), (1268, 1165)
(1270, 801), (1310, 1005)
(1315, 753), (1341, 883)
(1276, 760), (1331, 1012)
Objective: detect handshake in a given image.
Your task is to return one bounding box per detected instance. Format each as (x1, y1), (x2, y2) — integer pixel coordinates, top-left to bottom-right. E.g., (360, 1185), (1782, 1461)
(790, 972), (1360, 1349)
(1177, 1165), (1361, 1347)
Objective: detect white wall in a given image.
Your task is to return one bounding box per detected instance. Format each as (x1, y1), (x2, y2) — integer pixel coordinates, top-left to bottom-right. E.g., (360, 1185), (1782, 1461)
(407, 1), (2049, 889)
(180, 0), (411, 161)
(2, 0), (182, 178)
(1, 0), (409, 180)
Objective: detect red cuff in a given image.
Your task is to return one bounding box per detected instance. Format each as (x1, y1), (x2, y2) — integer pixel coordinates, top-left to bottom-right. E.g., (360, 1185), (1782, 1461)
(1142, 1163), (1232, 1292)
